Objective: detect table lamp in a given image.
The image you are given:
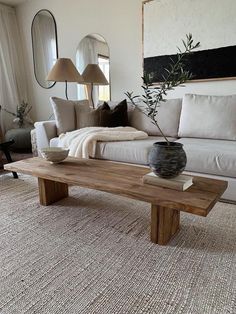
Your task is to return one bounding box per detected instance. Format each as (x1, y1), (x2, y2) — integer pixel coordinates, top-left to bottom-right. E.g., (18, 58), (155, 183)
(46, 58), (84, 100)
(82, 64), (108, 108)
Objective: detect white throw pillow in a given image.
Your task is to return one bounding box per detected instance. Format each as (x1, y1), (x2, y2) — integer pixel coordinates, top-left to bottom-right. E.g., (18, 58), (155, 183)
(50, 97), (90, 135)
(129, 99), (182, 137)
(178, 94), (236, 140)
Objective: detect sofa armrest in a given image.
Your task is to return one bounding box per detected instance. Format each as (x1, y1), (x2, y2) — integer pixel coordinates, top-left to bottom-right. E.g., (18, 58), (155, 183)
(34, 120), (57, 152)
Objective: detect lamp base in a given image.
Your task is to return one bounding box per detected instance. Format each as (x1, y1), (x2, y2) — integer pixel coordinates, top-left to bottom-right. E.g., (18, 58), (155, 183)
(86, 84), (95, 108)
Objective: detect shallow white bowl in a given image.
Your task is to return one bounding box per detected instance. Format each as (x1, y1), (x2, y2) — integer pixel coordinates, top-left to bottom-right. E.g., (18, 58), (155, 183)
(40, 147), (69, 163)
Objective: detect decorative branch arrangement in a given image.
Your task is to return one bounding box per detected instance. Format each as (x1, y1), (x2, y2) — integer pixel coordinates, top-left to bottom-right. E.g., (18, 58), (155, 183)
(125, 34), (200, 144)
(0, 101), (33, 128)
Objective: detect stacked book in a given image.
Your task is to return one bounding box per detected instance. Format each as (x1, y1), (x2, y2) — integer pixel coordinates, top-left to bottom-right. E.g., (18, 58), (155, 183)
(143, 172), (193, 191)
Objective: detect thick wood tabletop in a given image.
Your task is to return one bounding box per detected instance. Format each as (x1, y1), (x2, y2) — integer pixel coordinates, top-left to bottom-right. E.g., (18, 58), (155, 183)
(4, 157), (227, 216)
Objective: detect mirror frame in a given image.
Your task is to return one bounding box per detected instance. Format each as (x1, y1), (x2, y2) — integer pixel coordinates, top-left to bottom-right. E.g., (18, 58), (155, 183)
(76, 33), (111, 102)
(31, 9), (58, 89)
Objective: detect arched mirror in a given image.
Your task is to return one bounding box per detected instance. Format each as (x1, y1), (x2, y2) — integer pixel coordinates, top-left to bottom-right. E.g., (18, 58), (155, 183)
(76, 34), (110, 106)
(31, 9), (58, 88)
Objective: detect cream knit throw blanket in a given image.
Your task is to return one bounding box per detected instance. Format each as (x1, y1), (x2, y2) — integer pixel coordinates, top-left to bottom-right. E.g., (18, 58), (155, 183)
(59, 126), (148, 158)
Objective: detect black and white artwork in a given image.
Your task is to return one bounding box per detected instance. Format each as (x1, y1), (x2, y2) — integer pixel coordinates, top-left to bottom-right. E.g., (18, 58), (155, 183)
(143, 0), (236, 83)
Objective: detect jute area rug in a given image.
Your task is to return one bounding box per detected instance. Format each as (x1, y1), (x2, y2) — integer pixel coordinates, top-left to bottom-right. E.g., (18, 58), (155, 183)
(0, 174), (235, 314)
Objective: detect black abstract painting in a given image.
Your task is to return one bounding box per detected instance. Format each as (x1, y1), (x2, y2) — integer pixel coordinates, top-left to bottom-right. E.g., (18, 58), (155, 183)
(144, 45), (236, 83)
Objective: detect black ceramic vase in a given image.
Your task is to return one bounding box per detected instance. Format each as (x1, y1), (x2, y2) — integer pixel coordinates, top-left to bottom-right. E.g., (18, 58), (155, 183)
(148, 142), (187, 179)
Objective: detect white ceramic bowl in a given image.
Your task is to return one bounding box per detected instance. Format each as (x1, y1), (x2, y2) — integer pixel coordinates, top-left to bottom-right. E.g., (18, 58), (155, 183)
(40, 147), (69, 163)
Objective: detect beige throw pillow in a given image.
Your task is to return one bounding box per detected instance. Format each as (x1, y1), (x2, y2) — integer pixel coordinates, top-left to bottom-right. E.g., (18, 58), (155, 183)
(129, 98), (182, 137)
(50, 97), (90, 135)
(77, 108), (101, 129)
(178, 94), (236, 140)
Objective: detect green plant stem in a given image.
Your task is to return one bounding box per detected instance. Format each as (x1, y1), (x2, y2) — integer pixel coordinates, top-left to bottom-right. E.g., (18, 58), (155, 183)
(129, 98), (170, 144)
(125, 34), (200, 146)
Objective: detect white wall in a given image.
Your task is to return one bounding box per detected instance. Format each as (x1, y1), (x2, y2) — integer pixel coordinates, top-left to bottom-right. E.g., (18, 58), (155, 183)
(144, 0), (236, 56)
(143, 0), (236, 99)
(16, 0), (236, 121)
(16, 0), (143, 121)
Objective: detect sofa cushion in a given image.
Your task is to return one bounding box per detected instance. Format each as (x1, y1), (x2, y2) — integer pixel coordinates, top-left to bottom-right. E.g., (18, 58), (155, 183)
(95, 136), (177, 165)
(50, 97), (90, 135)
(76, 101), (128, 128)
(76, 103), (106, 128)
(101, 100), (128, 127)
(176, 137), (236, 178)
(129, 99), (182, 137)
(99, 100), (133, 111)
(178, 94), (236, 140)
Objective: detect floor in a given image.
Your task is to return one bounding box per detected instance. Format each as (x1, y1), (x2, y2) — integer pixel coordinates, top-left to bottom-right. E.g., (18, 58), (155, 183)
(0, 174), (235, 313)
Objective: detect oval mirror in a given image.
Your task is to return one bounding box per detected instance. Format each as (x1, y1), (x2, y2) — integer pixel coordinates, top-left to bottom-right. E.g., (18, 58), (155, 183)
(76, 34), (110, 107)
(31, 9), (58, 88)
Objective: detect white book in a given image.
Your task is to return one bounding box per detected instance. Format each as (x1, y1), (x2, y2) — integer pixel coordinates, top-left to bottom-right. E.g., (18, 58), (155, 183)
(143, 172), (193, 191)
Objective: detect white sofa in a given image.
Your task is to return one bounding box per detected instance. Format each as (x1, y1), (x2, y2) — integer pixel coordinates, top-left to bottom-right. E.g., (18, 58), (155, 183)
(34, 94), (236, 202)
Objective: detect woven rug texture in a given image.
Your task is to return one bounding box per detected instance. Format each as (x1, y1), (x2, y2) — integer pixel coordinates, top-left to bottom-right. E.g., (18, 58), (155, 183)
(0, 174), (235, 314)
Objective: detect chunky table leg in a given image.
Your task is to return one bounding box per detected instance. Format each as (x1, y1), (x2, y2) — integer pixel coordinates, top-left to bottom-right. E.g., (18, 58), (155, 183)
(151, 204), (180, 245)
(38, 178), (68, 206)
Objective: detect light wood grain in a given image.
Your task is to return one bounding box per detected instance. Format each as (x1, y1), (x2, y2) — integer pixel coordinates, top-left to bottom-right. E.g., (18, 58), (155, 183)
(38, 178), (68, 206)
(4, 157), (228, 245)
(151, 205), (180, 245)
(5, 157), (227, 216)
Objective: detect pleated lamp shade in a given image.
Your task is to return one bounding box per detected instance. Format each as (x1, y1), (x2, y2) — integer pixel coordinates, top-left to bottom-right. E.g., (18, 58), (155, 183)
(46, 58), (84, 83)
(82, 64), (108, 85)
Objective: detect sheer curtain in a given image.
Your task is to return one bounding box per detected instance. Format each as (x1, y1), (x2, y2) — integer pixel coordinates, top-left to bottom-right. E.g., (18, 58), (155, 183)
(76, 37), (98, 105)
(0, 4), (28, 133)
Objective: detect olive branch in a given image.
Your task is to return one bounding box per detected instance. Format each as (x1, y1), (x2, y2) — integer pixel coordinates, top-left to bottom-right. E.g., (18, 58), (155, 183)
(125, 34), (200, 144)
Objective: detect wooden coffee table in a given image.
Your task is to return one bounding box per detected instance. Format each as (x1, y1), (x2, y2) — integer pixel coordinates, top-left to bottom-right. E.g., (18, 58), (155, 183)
(5, 157), (227, 245)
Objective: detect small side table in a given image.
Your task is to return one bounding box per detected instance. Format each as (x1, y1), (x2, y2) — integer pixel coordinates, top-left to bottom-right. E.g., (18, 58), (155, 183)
(5, 127), (33, 152)
(0, 140), (18, 178)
